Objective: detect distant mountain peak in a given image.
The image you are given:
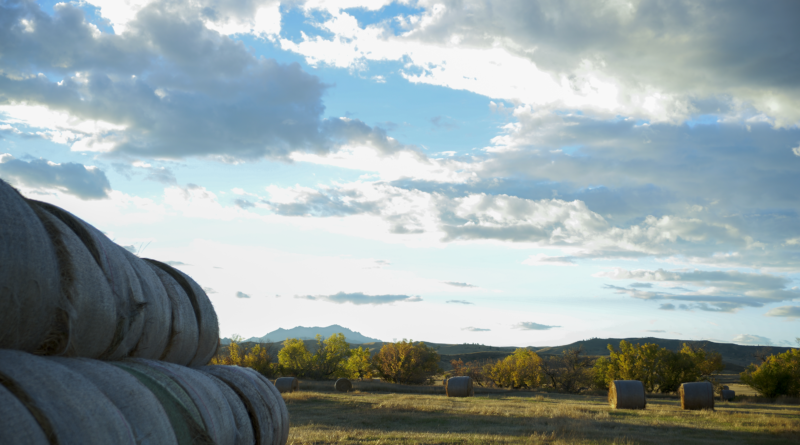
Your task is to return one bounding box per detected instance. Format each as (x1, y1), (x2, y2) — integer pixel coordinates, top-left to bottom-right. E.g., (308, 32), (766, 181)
(229, 325), (382, 345)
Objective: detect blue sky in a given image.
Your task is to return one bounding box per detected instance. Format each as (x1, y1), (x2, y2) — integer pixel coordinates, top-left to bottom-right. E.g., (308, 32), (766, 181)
(2, 0), (799, 347)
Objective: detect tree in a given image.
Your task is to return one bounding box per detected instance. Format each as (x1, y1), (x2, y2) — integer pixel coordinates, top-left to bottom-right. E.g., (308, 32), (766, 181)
(340, 346), (374, 379)
(373, 339), (441, 384)
(278, 338), (312, 377)
(449, 358), (487, 387)
(308, 333), (352, 379)
(540, 346), (593, 393)
(485, 348), (543, 389)
(740, 348), (800, 397)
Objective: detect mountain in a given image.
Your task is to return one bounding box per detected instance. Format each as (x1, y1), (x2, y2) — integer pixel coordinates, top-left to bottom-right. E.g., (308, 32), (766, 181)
(222, 325), (382, 345)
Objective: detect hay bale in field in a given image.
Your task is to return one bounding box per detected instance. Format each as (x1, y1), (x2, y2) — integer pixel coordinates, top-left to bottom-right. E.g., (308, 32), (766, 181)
(48, 357), (178, 445)
(28, 205), (117, 358)
(200, 365), (289, 445)
(680, 382), (715, 410)
(722, 385), (729, 390)
(144, 259), (219, 366)
(145, 262), (200, 365)
(121, 249), (172, 360)
(445, 376), (473, 397)
(0, 349), (136, 445)
(720, 389), (735, 401)
(204, 373), (255, 445)
(126, 358), (237, 445)
(0, 180), (61, 353)
(0, 383), (49, 445)
(31, 200), (147, 360)
(275, 377), (299, 394)
(335, 378), (352, 392)
(608, 380), (646, 409)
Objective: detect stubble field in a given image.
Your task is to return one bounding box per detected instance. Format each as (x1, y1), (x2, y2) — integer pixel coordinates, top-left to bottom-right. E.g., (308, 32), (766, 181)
(282, 380), (800, 444)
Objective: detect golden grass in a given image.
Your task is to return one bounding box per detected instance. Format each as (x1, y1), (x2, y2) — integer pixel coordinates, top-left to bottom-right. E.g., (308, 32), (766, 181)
(282, 381), (800, 444)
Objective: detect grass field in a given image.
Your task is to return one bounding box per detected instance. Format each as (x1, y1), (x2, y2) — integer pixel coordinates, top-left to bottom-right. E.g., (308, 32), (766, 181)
(282, 380), (800, 444)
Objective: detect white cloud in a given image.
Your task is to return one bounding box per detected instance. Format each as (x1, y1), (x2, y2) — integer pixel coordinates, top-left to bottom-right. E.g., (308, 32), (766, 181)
(514, 322), (560, 331)
(792, 145), (800, 156)
(733, 334), (772, 346)
(0, 155), (111, 199)
(297, 291), (422, 305)
(522, 254), (576, 267)
(765, 306), (800, 319)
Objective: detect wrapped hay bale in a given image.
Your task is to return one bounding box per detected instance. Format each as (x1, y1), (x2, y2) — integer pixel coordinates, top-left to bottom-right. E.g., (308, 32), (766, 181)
(30, 200), (147, 360)
(608, 380), (646, 409)
(125, 358), (237, 445)
(0, 349), (136, 445)
(28, 204), (117, 358)
(121, 249), (172, 360)
(0, 180), (61, 353)
(144, 259), (219, 366)
(274, 377), (299, 394)
(680, 381), (715, 410)
(334, 378), (352, 392)
(203, 373), (255, 445)
(48, 357), (178, 445)
(144, 261), (200, 366)
(200, 365), (289, 445)
(0, 383), (49, 445)
(720, 389), (735, 402)
(445, 376), (473, 398)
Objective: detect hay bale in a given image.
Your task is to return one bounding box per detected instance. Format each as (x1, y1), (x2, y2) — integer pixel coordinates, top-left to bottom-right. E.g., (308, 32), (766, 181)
(445, 376), (473, 398)
(29, 205), (117, 358)
(335, 378), (352, 392)
(720, 389), (735, 401)
(145, 261), (200, 365)
(121, 249), (171, 359)
(143, 259), (219, 366)
(200, 365), (289, 445)
(0, 180), (61, 352)
(48, 357), (178, 445)
(274, 377), (299, 394)
(680, 382), (715, 410)
(608, 380), (646, 409)
(0, 383), (49, 445)
(203, 373), (255, 445)
(31, 200), (147, 360)
(722, 385), (729, 390)
(126, 358), (237, 445)
(0, 349), (136, 444)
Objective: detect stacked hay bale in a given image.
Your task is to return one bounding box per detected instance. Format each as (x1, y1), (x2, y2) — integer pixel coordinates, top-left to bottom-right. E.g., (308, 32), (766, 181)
(0, 179), (290, 444)
(445, 376), (474, 397)
(608, 380), (646, 409)
(275, 377), (299, 393)
(335, 378), (352, 392)
(680, 382), (715, 410)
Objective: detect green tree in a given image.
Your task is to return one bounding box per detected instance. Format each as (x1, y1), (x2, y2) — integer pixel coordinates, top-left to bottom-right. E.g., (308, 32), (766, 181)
(340, 346), (374, 379)
(540, 346), (593, 393)
(309, 333), (352, 379)
(740, 348), (800, 397)
(373, 339), (441, 384)
(485, 348), (543, 389)
(278, 338), (312, 377)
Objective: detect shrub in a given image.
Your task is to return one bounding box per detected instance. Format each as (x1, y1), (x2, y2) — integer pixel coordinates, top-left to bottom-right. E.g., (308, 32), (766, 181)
(373, 339), (441, 385)
(740, 349), (800, 397)
(485, 348), (543, 389)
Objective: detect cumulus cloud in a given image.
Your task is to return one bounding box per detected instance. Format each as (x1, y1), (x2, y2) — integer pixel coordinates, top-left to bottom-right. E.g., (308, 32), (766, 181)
(446, 300), (473, 305)
(443, 282), (477, 288)
(0, 154), (111, 199)
(658, 303), (675, 311)
(514, 322), (560, 331)
(462, 327), (490, 332)
(765, 306), (800, 318)
(296, 291), (422, 305)
(733, 334), (773, 346)
(235, 291), (251, 299)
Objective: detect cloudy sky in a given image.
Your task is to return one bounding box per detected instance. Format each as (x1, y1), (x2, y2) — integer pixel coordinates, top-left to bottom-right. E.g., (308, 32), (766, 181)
(2, 0), (799, 347)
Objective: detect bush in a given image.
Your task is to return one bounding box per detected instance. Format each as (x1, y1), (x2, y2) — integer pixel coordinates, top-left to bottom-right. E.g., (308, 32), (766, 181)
(373, 339), (441, 385)
(485, 348), (543, 389)
(740, 349), (800, 397)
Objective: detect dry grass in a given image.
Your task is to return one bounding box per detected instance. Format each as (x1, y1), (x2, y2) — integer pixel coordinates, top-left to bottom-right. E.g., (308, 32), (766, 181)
(283, 380), (800, 444)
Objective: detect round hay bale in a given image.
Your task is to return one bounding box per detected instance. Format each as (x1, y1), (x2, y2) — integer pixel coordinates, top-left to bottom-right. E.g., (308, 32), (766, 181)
(274, 377), (299, 394)
(720, 389), (735, 402)
(203, 373), (255, 445)
(48, 357), (178, 445)
(127, 358), (236, 445)
(145, 261), (200, 365)
(143, 259), (219, 366)
(0, 349), (136, 445)
(0, 180), (61, 352)
(30, 200), (147, 360)
(199, 365), (289, 445)
(0, 384), (49, 445)
(680, 382), (715, 410)
(445, 376), (473, 398)
(722, 385), (729, 390)
(29, 205), (117, 358)
(608, 380), (646, 410)
(121, 249), (171, 360)
(334, 378), (352, 392)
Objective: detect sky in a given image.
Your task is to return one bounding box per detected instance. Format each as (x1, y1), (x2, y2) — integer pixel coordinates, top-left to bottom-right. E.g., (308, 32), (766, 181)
(1, 0), (799, 348)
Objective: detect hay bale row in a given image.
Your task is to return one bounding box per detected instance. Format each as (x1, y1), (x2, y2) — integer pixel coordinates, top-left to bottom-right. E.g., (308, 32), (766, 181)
(0, 350), (290, 445)
(0, 179), (218, 365)
(445, 376), (473, 397)
(274, 377), (299, 394)
(680, 381), (715, 410)
(608, 380), (646, 409)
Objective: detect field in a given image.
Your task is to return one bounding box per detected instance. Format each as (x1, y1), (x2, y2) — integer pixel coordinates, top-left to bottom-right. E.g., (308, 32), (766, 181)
(282, 380), (800, 444)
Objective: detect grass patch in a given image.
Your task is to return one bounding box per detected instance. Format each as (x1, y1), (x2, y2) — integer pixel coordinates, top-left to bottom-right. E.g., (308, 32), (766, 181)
(283, 380), (800, 444)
